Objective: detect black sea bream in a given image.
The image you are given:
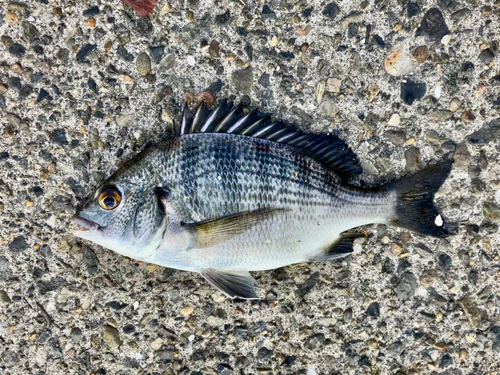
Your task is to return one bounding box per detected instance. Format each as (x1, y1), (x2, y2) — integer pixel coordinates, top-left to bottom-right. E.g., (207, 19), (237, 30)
(73, 100), (455, 299)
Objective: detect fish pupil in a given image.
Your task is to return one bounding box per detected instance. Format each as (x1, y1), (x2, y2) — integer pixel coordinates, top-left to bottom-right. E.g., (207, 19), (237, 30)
(103, 196), (115, 208)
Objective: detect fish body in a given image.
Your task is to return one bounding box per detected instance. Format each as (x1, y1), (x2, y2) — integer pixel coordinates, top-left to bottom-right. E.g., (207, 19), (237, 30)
(73, 100), (455, 299)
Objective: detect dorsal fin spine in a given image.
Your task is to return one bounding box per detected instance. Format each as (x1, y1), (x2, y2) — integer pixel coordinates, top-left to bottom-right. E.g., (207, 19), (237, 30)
(227, 108), (258, 134)
(177, 101), (363, 180)
(214, 104), (242, 132)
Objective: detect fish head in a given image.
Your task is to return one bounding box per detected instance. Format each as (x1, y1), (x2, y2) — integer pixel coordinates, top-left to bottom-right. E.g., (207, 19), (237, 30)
(72, 164), (165, 259)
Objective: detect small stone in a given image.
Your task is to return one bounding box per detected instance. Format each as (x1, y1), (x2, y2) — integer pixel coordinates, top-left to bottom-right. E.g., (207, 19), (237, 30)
(482, 203), (500, 223)
(136, 52), (152, 76)
(451, 8), (470, 21)
(437, 253), (452, 272)
(449, 283), (460, 294)
(459, 349), (468, 361)
(384, 50), (415, 76)
(449, 98), (461, 112)
(295, 25), (313, 37)
(427, 109), (453, 122)
(49, 129), (68, 146)
(413, 46), (429, 63)
(5, 12), (19, 24)
(384, 130), (405, 145)
(421, 8), (449, 42)
(7, 77), (21, 91)
(465, 332), (476, 343)
(441, 34), (451, 45)
(197, 91), (214, 106)
(388, 113), (400, 126)
(53, 7), (62, 16)
(161, 2), (171, 13)
(431, 53), (451, 65)
(315, 80), (325, 104)
(8, 2), (28, 13)
(366, 302), (380, 317)
(9, 236), (28, 252)
(208, 41), (220, 58)
(326, 78), (341, 93)
(481, 6), (492, 17)
(149, 45), (164, 64)
(232, 67), (253, 94)
(394, 272), (417, 301)
(161, 109), (173, 123)
(2, 35), (13, 47)
(116, 114), (135, 127)
(270, 35), (278, 47)
(381, 236), (390, 244)
(37, 89), (50, 103)
(368, 83), (379, 102)
(11, 63), (22, 75)
(76, 44), (96, 63)
(407, 2), (421, 17)
(420, 269), (438, 287)
(0, 290), (11, 304)
(257, 346), (273, 362)
(322, 2), (340, 20)
(453, 143), (471, 169)
(117, 46), (134, 62)
(391, 243), (403, 256)
(457, 295), (488, 327)
(103, 325), (122, 349)
(9, 43), (26, 57)
(305, 333), (326, 350)
(83, 6), (100, 16)
(261, 5), (277, 21)
(258, 73), (270, 88)
(401, 80), (426, 105)
(405, 146), (420, 172)
(151, 338), (163, 350)
(119, 74), (134, 83)
(6, 113), (21, 127)
(104, 41), (112, 50)
(466, 119), (500, 145)
(187, 55), (195, 66)
(461, 109), (475, 123)
(215, 10), (232, 25)
(181, 306), (194, 316)
(0, 84), (8, 94)
(440, 354), (453, 368)
(3, 126), (15, 138)
(479, 49), (495, 64)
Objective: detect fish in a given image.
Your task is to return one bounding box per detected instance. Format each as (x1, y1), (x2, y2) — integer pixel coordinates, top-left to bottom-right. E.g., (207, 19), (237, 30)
(72, 99), (456, 299)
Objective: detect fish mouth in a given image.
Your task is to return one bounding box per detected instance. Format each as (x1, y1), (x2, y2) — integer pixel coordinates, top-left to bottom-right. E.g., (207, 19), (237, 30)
(71, 214), (100, 233)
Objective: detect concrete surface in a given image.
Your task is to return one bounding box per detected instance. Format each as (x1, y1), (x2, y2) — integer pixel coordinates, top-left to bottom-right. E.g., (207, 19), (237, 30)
(1, 0), (500, 374)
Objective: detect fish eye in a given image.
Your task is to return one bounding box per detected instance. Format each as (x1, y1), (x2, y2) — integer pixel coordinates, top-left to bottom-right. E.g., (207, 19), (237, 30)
(98, 188), (122, 210)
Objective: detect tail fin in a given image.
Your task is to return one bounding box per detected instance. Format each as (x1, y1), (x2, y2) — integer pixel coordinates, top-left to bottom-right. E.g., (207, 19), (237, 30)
(387, 157), (456, 238)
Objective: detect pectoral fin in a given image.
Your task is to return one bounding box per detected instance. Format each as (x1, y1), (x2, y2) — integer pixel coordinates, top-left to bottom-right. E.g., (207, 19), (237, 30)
(183, 208), (287, 248)
(201, 268), (259, 300)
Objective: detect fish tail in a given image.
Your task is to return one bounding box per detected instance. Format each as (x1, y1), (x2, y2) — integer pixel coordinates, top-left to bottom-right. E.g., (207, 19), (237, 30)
(387, 157), (457, 238)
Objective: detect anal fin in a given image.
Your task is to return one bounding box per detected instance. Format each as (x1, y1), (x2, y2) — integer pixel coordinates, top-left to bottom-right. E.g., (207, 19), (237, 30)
(200, 268), (259, 300)
(311, 233), (365, 262)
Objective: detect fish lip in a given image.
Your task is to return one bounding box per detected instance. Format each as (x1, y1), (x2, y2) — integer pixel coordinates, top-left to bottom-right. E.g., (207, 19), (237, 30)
(71, 214), (100, 232)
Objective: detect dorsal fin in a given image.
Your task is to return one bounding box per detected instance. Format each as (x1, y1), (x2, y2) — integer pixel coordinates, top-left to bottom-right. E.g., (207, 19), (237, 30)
(175, 100), (362, 180)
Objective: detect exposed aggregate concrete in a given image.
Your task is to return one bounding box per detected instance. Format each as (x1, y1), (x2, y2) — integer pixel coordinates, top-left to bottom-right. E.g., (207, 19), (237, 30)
(1, 0), (500, 374)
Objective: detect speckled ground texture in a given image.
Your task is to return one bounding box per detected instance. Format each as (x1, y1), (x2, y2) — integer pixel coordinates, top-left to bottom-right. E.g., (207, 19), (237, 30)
(1, 0), (500, 374)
